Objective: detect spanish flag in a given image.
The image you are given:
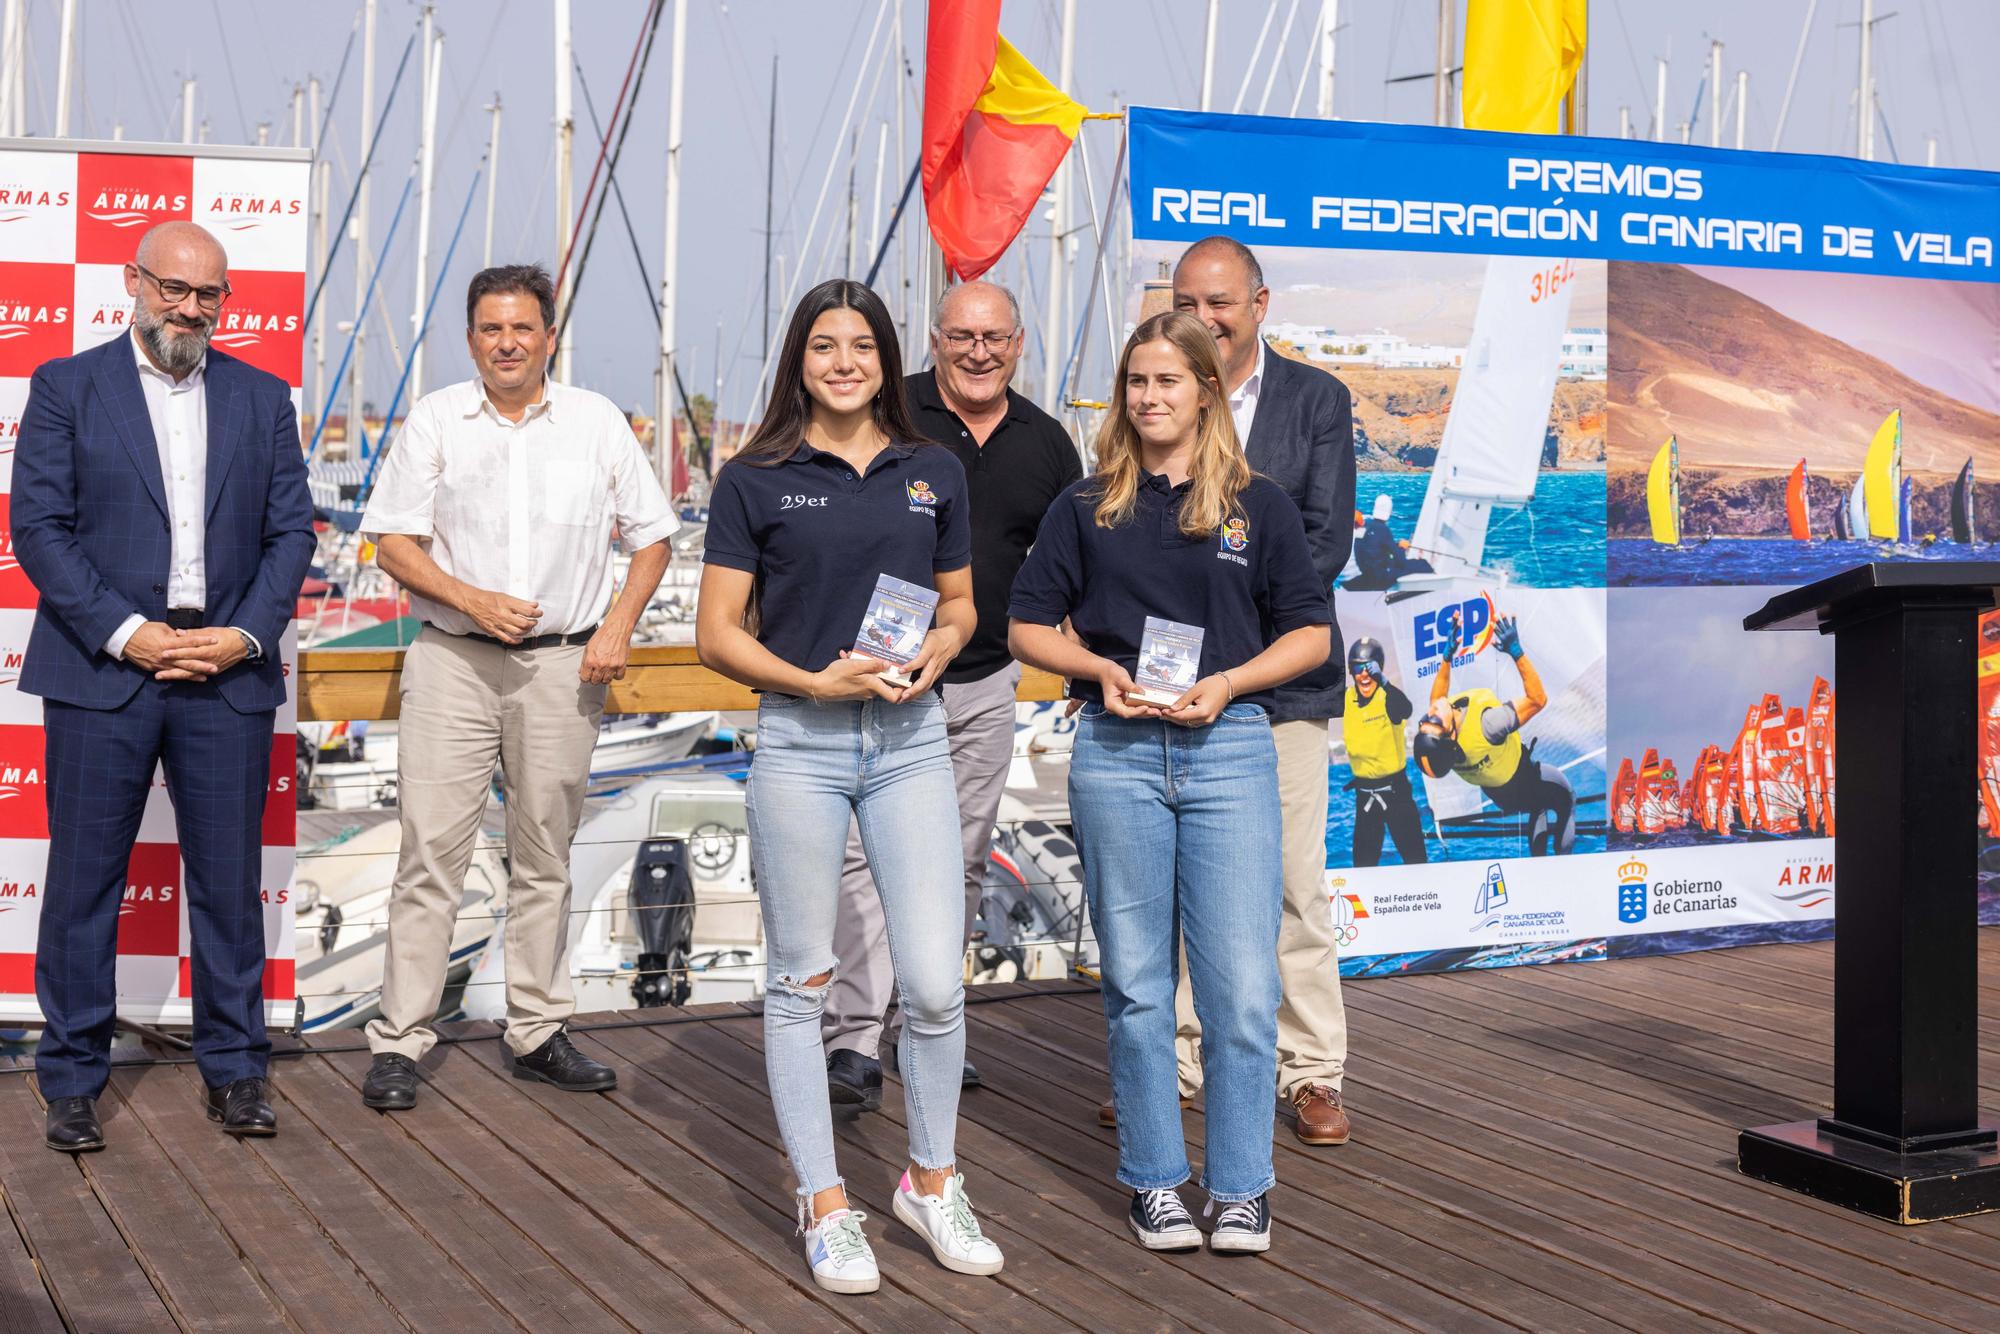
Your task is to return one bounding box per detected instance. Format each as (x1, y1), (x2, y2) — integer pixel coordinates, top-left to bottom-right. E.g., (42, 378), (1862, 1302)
(923, 0), (1086, 282)
(1461, 0), (1588, 134)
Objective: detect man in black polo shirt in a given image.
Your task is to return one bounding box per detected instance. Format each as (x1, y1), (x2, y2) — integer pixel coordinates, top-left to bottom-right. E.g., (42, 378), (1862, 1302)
(824, 280), (1082, 1106)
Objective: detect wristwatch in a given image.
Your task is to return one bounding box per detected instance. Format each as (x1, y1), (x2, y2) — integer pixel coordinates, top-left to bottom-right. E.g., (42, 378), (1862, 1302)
(234, 628), (262, 662)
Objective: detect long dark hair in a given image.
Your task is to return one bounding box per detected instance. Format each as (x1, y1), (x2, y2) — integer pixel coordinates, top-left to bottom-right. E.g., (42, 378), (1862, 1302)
(735, 279), (929, 465)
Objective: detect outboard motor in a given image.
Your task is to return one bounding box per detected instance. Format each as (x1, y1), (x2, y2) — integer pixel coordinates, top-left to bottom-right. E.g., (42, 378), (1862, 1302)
(629, 838), (696, 1007)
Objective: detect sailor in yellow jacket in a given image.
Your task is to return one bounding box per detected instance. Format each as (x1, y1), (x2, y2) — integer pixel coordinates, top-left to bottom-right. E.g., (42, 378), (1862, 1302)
(1342, 637), (1428, 866)
(1411, 610), (1576, 856)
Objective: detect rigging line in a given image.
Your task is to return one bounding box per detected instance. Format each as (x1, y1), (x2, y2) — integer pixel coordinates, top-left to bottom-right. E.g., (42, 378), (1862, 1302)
(1771, 0), (1819, 152)
(111, 0), (172, 138)
(1286, 0), (1322, 119)
(307, 167), (419, 460)
(310, 14), (361, 160)
(301, 29), (420, 337)
(1605, 0), (1653, 133)
(553, 0), (664, 303)
(508, 132), (558, 257)
(569, 52), (710, 460)
(1926, 0), (1985, 166)
(438, 0), (511, 153)
(360, 155), (489, 501)
(747, 0), (894, 419)
(1256, 0), (1304, 117)
(1230, 0), (1281, 115)
(207, 0), (251, 140)
(558, 0), (670, 345)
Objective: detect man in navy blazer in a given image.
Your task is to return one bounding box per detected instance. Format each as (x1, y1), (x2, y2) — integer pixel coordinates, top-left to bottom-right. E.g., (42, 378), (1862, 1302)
(12, 221), (313, 1150)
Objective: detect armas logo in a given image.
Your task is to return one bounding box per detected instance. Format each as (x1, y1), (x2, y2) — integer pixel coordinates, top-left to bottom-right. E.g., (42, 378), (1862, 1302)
(204, 191), (305, 230)
(1773, 858), (1834, 910)
(86, 187), (189, 228)
(0, 184), (72, 223)
(0, 760), (41, 802)
(209, 308), (302, 351)
(1617, 859), (1649, 924)
(1411, 591), (1497, 680)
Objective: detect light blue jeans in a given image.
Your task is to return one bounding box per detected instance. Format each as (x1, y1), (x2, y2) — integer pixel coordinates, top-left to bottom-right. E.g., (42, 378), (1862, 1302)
(1069, 703), (1283, 1202)
(747, 692), (967, 1199)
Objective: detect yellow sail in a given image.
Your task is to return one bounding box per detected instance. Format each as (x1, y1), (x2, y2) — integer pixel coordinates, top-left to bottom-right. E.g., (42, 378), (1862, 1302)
(1647, 436), (1681, 545)
(1862, 409), (1902, 540)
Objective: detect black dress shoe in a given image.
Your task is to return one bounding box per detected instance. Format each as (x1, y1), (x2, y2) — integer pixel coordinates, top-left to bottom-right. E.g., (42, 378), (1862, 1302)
(512, 1029), (617, 1092)
(44, 1095), (104, 1152)
(826, 1048), (883, 1111)
(205, 1078), (277, 1137)
(361, 1053), (419, 1110)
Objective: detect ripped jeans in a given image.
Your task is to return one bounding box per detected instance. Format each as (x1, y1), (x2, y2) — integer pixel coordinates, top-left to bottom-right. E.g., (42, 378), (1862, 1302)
(746, 692), (967, 1199)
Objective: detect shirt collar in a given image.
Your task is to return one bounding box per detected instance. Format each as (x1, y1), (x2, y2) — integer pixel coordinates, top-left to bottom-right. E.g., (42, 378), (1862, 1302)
(129, 325), (206, 389)
(1229, 339), (1267, 407)
(463, 375), (556, 422)
(791, 436), (918, 465)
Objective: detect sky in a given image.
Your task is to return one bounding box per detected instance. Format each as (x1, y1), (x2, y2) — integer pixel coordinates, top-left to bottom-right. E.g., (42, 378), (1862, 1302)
(8, 0), (1998, 424)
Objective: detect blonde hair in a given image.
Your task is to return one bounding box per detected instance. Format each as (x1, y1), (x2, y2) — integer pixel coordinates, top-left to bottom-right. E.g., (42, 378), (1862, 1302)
(1088, 311), (1251, 537)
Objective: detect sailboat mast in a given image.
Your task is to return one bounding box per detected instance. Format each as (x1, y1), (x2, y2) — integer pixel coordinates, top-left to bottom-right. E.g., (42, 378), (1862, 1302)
(1735, 71), (1747, 150)
(762, 55), (776, 377)
(350, 0), (376, 457)
(658, 0), (689, 492)
(552, 0), (575, 383)
(1041, 0), (1078, 404)
(482, 95), (502, 268)
(1653, 57), (1666, 142)
(1858, 0), (1875, 160)
(54, 0), (75, 137)
(409, 5), (440, 403)
(1317, 0), (1339, 118)
(1708, 41), (1722, 148)
(1433, 0), (1450, 128)
(309, 74), (329, 420)
(1199, 0), (1219, 111)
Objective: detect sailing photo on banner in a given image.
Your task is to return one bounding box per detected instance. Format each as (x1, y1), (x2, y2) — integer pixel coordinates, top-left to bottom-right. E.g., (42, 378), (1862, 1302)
(1607, 263), (2000, 584)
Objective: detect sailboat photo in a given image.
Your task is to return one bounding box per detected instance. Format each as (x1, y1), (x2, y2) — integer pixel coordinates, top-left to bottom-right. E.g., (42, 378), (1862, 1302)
(1863, 408), (1903, 542)
(1953, 458), (1977, 545)
(1785, 459), (1811, 541)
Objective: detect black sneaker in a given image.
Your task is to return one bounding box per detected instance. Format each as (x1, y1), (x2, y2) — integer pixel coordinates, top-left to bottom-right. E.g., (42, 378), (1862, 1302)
(825, 1049), (883, 1112)
(512, 1029), (617, 1092)
(1207, 1193), (1272, 1254)
(1127, 1188), (1201, 1251)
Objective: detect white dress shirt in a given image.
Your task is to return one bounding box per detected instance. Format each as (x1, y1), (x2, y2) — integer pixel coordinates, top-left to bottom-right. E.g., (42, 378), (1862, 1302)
(360, 377), (679, 636)
(104, 329), (261, 662)
(1228, 337), (1268, 446)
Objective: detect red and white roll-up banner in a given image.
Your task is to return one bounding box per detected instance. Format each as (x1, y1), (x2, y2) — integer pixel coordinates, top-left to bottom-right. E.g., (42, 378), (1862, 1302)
(0, 138), (307, 1028)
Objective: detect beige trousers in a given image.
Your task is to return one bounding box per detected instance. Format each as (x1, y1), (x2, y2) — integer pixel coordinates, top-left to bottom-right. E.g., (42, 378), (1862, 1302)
(366, 629), (606, 1060)
(1175, 716), (1348, 1099)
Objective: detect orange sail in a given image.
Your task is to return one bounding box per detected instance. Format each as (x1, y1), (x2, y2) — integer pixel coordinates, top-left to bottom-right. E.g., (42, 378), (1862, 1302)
(1636, 748), (1668, 835)
(1696, 745), (1731, 835)
(1731, 705), (1761, 830)
(1785, 459), (1811, 541)
(1754, 696), (1805, 835)
(1803, 676), (1835, 834)
(1980, 611), (2000, 834)
(1612, 757), (1638, 834)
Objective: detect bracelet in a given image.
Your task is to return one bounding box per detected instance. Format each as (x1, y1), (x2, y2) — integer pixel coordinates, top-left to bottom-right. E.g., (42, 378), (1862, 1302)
(1217, 671), (1236, 702)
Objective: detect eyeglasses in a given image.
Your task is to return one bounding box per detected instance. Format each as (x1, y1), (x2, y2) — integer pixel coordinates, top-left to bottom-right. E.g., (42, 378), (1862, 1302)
(133, 263), (232, 311)
(936, 329), (1018, 352)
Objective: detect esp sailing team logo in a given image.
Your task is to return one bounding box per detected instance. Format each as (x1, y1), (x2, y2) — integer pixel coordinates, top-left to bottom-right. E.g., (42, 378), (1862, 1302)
(1221, 516), (1249, 551)
(906, 479), (937, 508)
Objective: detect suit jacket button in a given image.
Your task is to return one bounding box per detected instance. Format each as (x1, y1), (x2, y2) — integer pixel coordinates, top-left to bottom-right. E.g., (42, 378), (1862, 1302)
(152, 584), (164, 593)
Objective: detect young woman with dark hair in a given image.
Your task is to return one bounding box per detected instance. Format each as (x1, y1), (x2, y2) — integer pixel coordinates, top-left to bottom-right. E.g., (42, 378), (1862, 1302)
(696, 279), (1002, 1293)
(1009, 311), (1331, 1255)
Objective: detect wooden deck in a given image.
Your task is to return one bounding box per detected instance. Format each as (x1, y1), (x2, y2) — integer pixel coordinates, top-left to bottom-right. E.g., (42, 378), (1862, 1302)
(2, 936), (1998, 1332)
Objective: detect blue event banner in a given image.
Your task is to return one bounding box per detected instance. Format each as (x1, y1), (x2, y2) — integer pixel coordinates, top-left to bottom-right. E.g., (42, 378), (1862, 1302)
(1128, 106), (2000, 282)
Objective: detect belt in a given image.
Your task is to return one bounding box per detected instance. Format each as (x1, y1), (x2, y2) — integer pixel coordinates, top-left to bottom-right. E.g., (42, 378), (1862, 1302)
(164, 608), (205, 630)
(448, 625), (598, 650)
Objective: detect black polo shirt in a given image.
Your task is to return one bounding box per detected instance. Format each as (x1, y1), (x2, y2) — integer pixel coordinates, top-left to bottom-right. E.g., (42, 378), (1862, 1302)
(908, 369), (1083, 684)
(1008, 473), (1331, 711)
(703, 441), (971, 673)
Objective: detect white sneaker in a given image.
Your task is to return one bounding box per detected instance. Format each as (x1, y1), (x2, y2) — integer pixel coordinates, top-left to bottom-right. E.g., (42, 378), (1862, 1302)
(893, 1171), (1005, 1276)
(801, 1207), (879, 1294)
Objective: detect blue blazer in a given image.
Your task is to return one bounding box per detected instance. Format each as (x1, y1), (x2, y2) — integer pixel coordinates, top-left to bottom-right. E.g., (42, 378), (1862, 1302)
(11, 336), (314, 713)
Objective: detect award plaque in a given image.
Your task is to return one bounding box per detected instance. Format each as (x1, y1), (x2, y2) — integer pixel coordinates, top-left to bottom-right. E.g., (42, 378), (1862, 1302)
(1130, 617), (1204, 707)
(853, 574), (939, 688)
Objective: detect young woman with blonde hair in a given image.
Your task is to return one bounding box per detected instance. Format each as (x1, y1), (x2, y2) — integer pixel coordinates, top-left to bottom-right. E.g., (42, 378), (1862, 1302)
(1008, 311), (1330, 1254)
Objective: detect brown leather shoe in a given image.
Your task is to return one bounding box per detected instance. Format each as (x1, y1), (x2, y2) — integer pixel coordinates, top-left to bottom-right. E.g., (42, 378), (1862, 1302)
(1291, 1084), (1351, 1145)
(1097, 1094), (1194, 1127)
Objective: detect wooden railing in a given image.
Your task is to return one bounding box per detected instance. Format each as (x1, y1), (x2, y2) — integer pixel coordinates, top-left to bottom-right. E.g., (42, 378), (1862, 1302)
(296, 645), (1066, 721)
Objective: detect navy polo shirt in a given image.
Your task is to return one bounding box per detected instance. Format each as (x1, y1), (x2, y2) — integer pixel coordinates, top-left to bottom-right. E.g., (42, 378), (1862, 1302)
(703, 440), (971, 672)
(1008, 472), (1330, 710)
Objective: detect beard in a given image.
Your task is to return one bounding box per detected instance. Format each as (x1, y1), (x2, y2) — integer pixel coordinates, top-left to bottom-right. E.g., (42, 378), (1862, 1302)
(133, 302), (215, 376)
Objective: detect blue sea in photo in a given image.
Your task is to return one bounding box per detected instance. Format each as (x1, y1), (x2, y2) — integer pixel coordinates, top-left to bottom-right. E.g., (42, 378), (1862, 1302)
(1608, 536), (2000, 587)
(1353, 471), (1606, 589)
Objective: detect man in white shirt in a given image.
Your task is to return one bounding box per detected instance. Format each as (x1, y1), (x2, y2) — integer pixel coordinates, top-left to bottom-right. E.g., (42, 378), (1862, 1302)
(356, 264), (677, 1109)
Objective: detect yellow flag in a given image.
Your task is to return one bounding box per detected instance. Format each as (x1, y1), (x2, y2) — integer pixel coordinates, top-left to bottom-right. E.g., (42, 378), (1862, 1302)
(1462, 0), (1588, 134)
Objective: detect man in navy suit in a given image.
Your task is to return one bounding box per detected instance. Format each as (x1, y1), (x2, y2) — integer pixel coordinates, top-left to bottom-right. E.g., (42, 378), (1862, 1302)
(12, 221), (313, 1150)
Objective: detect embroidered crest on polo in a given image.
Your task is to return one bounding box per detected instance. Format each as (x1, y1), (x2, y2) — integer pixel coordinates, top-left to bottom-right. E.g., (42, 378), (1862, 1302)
(906, 479), (938, 513)
(1221, 516), (1250, 551)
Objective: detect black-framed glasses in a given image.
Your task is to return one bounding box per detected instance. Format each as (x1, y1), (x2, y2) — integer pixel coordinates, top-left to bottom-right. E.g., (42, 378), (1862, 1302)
(936, 328), (1019, 352)
(132, 263), (231, 311)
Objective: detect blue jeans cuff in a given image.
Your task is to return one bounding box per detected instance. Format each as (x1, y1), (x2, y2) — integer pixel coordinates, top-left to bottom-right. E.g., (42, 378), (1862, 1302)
(1198, 1175), (1275, 1203)
(1116, 1167), (1193, 1193)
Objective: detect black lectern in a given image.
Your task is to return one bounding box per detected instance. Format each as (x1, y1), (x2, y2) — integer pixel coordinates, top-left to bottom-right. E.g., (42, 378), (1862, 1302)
(1737, 563), (2000, 1223)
